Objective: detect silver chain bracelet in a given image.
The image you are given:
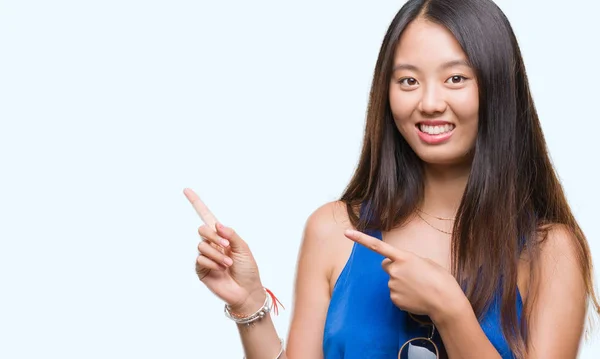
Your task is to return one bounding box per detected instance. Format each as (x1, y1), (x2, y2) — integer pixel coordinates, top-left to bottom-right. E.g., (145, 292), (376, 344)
(226, 290), (284, 358)
(224, 289), (271, 326)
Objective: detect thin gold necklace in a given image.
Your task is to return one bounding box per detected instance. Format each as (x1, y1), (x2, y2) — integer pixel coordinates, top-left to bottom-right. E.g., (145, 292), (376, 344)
(416, 207), (456, 221)
(416, 211), (453, 235)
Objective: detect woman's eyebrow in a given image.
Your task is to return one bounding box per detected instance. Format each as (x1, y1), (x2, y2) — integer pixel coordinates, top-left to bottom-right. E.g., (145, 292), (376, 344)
(392, 59), (472, 72)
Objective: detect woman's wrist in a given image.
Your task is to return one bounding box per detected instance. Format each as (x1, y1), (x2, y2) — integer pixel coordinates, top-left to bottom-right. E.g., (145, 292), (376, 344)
(430, 281), (471, 328)
(228, 287), (268, 316)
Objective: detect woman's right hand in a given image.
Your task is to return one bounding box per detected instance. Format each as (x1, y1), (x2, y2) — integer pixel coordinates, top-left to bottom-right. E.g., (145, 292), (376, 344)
(184, 188), (266, 313)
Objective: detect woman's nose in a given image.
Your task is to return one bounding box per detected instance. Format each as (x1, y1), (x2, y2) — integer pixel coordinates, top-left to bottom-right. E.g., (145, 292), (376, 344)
(418, 84), (447, 115)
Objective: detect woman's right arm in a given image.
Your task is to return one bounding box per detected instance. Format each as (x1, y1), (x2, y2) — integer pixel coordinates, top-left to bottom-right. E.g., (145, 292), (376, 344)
(186, 187), (346, 358)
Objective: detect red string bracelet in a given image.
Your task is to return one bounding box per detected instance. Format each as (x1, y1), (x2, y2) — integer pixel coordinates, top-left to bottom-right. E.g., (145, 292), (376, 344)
(227, 287), (285, 318)
(265, 287), (285, 316)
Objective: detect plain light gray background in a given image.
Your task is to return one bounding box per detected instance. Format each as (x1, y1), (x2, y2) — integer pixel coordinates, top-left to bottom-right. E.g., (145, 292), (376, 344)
(1, 0), (599, 358)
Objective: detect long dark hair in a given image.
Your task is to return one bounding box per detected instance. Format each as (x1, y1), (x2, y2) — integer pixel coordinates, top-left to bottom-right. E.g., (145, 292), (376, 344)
(340, 0), (599, 357)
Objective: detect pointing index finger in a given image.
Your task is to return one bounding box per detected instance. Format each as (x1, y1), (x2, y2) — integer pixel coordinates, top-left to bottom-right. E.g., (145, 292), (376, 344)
(344, 229), (403, 261)
(183, 188), (218, 230)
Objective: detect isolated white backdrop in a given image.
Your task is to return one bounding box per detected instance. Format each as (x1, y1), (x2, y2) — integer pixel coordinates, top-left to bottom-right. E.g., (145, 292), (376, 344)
(1, 0), (598, 358)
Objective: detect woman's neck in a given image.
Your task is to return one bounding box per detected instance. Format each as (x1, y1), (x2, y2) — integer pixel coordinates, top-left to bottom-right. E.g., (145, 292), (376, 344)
(420, 163), (471, 219)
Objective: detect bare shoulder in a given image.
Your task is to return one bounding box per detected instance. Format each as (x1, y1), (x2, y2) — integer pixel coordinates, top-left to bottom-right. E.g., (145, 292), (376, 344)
(535, 223), (587, 299)
(285, 201), (354, 358)
(524, 223), (588, 358)
(303, 200), (353, 245)
(300, 200), (355, 279)
(536, 223), (584, 269)
(520, 223), (585, 296)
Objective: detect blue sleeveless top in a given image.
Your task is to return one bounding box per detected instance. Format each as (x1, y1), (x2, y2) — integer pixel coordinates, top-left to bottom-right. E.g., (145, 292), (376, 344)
(323, 228), (523, 359)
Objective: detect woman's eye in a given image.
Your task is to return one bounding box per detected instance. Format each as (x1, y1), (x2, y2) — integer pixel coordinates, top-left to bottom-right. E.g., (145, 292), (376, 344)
(398, 77), (418, 87)
(446, 75), (467, 84)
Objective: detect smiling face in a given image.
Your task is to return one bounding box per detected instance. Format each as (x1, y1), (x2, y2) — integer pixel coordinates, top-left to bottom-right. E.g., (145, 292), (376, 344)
(389, 18), (479, 167)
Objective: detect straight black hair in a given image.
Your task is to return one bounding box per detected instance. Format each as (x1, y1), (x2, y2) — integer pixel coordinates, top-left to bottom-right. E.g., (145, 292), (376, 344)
(340, 1), (599, 357)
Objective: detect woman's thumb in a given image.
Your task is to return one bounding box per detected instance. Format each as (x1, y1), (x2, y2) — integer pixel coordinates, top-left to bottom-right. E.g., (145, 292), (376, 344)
(215, 222), (246, 251)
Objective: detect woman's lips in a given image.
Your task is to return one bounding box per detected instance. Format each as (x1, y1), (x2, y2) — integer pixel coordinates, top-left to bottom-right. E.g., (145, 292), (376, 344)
(415, 122), (455, 145)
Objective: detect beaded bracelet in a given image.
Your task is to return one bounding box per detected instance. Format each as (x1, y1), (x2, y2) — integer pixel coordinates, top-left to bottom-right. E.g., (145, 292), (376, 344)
(224, 288), (284, 326)
(224, 290), (271, 325)
(226, 288), (285, 358)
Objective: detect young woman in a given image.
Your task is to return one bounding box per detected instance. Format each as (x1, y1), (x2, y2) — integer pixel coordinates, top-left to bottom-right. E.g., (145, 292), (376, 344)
(186, 0), (598, 358)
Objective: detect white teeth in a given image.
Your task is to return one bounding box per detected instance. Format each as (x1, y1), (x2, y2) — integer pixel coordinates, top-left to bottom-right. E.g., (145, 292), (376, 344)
(418, 124), (454, 135)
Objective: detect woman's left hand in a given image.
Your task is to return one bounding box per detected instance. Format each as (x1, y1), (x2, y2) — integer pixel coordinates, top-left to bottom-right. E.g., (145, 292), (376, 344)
(344, 229), (465, 321)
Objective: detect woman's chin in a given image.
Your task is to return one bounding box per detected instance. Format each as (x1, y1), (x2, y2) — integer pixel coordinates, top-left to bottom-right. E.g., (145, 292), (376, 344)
(415, 150), (474, 168)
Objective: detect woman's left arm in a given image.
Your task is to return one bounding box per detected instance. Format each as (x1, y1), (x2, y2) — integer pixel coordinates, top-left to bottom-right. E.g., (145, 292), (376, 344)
(434, 224), (588, 359)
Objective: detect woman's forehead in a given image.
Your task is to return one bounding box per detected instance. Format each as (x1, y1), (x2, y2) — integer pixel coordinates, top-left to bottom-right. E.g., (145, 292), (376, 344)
(393, 19), (469, 68)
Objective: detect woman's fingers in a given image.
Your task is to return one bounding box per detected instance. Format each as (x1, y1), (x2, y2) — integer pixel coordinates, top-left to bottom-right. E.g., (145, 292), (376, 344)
(198, 224), (230, 248)
(184, 188), (219, 230)
(196, 254), (224, 272)
(198, 238), (233, 267)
